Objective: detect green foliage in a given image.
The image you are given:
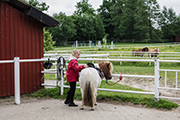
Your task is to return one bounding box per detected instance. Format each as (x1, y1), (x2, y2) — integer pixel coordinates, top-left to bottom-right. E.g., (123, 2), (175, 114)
(29, 80), (178, 110)
(25, 0), (180, 45)
(97, 0), (116, 39)
(43, 29), (56, 51)
(72, 0), (105, 41)
(74, 0), (95, 16)
(23, 0), (49, 11)
(159, 6), (179, 39)
(47, 12), (76, 46)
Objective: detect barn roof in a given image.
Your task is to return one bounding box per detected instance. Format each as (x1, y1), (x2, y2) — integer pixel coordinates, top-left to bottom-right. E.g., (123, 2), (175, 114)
(1, 0), (60, 27)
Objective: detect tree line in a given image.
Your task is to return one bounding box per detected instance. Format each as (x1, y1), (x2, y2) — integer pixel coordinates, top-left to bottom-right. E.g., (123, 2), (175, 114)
(25, 0), (180, 46)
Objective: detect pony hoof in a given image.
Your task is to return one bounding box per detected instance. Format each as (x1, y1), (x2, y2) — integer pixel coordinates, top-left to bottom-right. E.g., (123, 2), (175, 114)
(91, 108), (95, 111)
(80, 107), (84, 110)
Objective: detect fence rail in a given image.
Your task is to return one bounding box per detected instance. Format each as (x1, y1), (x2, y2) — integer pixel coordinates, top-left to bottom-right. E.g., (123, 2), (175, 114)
(43, 57), (180, 101)
(44, 50), (180, 62)
(1, 56), (180, 105)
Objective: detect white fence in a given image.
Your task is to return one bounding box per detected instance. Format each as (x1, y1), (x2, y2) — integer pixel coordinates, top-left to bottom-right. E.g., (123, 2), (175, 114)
(42, 56), (180, 101)
(44, 50), (180, 61)
(71, 40), (115, 48)
(72, 40), (96, 48)
(1, 56), (180, 105)
(0, 57), (50, 105)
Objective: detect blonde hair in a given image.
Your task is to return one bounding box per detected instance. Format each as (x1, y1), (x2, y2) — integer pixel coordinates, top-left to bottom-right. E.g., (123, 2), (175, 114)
(72, 49), (80, 57)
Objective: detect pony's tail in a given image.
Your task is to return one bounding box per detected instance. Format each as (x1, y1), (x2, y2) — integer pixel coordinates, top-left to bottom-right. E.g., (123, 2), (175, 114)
(83, 81), (94, 107)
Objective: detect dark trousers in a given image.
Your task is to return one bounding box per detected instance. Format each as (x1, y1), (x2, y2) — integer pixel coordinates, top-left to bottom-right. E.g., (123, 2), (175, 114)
(65, 82), (76, 103)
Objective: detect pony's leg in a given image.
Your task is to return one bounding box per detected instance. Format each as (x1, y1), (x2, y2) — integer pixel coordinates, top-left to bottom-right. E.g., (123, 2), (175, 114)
(80, 104), (84, 110)
(91, 89), (96, 110)
(80, 97), (84, 110)
(91, 105), (95, 111)
(80, 88), (84, 110)
(94, 89), (97, 106)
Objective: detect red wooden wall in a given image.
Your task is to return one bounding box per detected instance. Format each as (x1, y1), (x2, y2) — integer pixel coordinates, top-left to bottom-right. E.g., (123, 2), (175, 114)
(0, 2), (44, 97)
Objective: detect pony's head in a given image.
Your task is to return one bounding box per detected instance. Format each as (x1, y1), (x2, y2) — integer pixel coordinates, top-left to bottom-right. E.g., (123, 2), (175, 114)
(98, 61), (113, 80)
(142, 47), (149, 52)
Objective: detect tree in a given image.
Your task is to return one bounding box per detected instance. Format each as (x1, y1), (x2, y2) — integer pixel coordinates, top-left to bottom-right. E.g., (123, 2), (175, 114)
(23, 0), (49, 11)
(159, 6), (178, 39)
(117, 0), (138, 40)
(98, 0), (116, 40)
(47, 12), (76, 46)
(145, 0), (161, 40)
(43, 29), (55, 51)
(72, 0), (105, 42)
(74, 0), (95, 16)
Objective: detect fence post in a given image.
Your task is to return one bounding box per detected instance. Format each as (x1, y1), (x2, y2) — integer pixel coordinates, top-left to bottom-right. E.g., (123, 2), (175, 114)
(60, 57), (64, 95)
(55, 51), (57, 79)
(154, 58), (160, 102)
(111, 41), (113, 49)
(107, 51), (109, 60)
(149, 52), (151, 66)
(89, 40), (91, 47)
(92, 51), (94, 63)
(76, 40), (78, 48)
(14, 57), (20, 104)
(120, 51), (122, 65)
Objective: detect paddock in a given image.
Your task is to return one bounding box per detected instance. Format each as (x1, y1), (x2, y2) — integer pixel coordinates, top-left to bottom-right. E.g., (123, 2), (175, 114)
(1, 53), (180, 104)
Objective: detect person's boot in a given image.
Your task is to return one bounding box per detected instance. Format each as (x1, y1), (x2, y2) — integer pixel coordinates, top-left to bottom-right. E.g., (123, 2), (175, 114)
(68, 102), (78, 107)
(64, 100), (69, 105)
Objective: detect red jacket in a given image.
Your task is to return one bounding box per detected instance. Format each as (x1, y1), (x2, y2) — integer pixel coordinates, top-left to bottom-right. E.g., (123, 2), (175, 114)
(66, 59), (84, 82)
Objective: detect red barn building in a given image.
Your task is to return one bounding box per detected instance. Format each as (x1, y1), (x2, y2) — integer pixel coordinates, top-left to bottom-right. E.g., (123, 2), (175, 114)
(0, 0), (60, 97)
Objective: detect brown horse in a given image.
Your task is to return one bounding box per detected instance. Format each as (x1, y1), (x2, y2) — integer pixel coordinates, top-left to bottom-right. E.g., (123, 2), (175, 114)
(132, 47), (149, 57)
(148, 48), (159, 57)
(79, 61), (113, 110)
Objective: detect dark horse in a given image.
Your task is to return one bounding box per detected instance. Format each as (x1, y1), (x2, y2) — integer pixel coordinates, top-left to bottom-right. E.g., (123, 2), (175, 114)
(132, 47), (149, 57)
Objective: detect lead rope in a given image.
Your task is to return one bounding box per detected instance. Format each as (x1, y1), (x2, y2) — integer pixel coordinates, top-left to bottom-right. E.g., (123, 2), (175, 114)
(102, 63), (123, 85)
(106, 74), (123, 85)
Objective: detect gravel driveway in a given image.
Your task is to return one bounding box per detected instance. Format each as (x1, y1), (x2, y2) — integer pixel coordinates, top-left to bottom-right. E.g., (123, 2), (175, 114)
(0, 98), (180, 120)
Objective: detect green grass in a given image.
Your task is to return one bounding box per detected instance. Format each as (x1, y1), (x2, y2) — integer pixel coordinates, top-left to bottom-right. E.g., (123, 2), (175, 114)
(28, 80), (178, 110)
(39, 43), (180, 110)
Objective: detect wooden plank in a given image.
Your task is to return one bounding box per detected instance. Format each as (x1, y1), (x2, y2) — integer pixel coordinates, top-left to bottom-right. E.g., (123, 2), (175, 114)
(5, 3), (11, 96)
(19, 12), (25, 94)
(28, 19), (33, 93)
(1, 2), (7, 97)
(0, 2), (3, 97)
(23, 15), (29, 93)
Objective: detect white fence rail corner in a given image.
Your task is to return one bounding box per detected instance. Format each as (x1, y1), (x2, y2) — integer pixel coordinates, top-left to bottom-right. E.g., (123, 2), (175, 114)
(1, 54), (180, 105)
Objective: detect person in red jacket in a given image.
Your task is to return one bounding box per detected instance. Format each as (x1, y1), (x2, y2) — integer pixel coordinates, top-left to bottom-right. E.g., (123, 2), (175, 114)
(65, 49), (88, 107)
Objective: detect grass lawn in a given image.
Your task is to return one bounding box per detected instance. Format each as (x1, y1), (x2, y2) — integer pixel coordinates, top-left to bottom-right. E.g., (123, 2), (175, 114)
(37, 43), (180, 110)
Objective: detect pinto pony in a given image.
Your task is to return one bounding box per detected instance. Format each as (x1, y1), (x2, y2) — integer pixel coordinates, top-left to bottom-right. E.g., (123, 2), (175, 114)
(79, 61), (113, 110)
(132, 47), (149, 57)
(148, 48), (159, 57)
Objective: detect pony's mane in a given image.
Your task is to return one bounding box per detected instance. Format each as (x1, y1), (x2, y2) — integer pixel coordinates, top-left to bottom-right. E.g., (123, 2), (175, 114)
(99, 61), (113, 72)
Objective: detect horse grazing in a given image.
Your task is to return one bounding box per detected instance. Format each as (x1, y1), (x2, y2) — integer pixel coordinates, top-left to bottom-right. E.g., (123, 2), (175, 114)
(79, 61), (113, 110)
(132, 47), (149, 57)
(148, 48), (159, 57)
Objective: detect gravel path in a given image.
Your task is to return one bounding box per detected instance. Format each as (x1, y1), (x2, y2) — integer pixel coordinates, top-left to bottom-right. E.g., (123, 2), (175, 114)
(0, 98), (180, 120)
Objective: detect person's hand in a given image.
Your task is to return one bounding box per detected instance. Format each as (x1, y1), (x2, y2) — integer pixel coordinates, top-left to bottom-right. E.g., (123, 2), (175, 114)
(84, 64), (88, 68)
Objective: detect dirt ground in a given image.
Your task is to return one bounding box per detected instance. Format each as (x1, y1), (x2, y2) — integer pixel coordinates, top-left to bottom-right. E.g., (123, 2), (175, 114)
(0, 78), (180, 120)
(0, 97), (180, 120)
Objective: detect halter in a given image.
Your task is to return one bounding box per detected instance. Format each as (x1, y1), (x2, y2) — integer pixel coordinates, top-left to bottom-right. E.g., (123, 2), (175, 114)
(102, 62), (123, 85)
(96, 68), (104, 79)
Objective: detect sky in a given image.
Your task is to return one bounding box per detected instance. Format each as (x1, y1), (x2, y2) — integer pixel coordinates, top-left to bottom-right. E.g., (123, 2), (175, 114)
(38, 0), (180, 16)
